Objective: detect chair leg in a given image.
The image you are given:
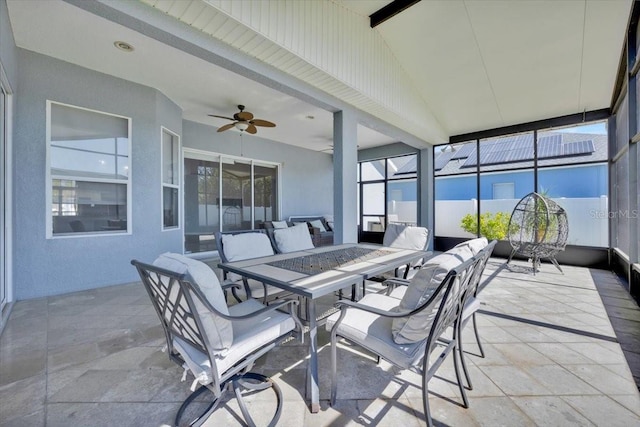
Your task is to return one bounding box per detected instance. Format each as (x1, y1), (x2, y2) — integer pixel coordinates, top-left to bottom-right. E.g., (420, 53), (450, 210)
(233, 372), (283, 427)
(472, 313), (485, 358)
(174, 385), (224, 427)
(452, 330), (470, 408)
(549, 256), (563, 274)
(458, 323), (473, 390)
(422, 366), (433, 427)
(330, 331), (338, 405)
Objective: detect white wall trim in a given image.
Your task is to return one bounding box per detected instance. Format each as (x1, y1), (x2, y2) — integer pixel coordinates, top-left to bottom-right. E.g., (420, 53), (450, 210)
(161, 126), (181, 232)
(0, 59), (14, 309)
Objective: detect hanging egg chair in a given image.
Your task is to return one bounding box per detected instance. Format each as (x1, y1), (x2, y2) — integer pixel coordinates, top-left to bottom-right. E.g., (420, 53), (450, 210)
(507, 192), (569, 273)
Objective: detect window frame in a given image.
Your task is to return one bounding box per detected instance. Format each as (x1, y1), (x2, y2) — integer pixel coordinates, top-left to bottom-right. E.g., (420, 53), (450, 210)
(45, 100), (132, 238)
(161, 126), (181, 231)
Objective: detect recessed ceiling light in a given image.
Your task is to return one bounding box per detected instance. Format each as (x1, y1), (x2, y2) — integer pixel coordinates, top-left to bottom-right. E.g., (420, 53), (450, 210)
(114, 41), (134, 52)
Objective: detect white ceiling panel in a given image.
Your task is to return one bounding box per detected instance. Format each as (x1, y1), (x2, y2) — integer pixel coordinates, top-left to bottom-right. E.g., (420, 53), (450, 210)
(6, 0), (634, 146)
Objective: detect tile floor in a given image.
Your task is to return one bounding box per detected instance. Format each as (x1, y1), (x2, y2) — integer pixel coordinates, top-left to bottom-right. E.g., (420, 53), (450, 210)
(1, 258), (639, 426)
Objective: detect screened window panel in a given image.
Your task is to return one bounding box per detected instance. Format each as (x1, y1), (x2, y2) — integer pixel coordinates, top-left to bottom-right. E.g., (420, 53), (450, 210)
(361, 160), (385, 181)
(615, 151), (630, 256)
(49, 103), (130, 236)
(162, 130), (179, 185)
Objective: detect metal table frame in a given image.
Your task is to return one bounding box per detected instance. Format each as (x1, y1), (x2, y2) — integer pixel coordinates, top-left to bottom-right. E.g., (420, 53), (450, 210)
(218, 243), (429, 413)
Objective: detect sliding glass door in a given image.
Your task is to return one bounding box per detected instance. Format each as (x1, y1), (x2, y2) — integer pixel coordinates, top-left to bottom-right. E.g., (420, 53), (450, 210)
(183, 151), (279, 254)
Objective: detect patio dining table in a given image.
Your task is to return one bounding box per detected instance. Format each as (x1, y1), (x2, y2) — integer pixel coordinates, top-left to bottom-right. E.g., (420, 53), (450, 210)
(218, 243), (429, 413)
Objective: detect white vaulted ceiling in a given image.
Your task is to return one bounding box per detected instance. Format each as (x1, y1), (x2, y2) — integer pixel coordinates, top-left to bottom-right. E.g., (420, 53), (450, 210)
(6, 0), (634, 150)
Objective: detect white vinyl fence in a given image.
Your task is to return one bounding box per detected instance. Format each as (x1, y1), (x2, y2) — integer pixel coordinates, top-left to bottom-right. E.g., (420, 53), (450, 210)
(435, 197), (608, 247)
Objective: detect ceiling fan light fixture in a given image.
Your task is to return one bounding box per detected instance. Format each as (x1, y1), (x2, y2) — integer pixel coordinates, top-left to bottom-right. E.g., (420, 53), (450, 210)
(235, 122), (250, 131)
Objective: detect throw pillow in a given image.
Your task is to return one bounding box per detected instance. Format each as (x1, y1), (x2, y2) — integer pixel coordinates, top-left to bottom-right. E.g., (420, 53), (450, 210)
(272, 220), (289, 229)
(391, 245), (473, 344)
(309, 219), (327, 232)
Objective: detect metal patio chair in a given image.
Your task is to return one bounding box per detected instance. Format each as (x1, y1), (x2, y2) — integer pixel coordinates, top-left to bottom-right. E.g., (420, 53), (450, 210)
(382, 223), (430, 280)
(327, 247), (487, 427)
(132, 253), (302, 427)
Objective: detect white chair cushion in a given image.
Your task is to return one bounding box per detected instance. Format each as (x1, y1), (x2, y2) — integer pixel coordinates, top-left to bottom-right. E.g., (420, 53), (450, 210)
(222, 232), (275, 261)
(454, 237), (488, 256)
(173, 299), (295, 386)
(326, 293), (423, 369)
(154, 253), (233, 350)
(272, 220), (289, 229)
(222, 232), (275, 281)
(273, 223), (314, 253)
(383, 224), (429, 251)
(391, 245), (473, 344)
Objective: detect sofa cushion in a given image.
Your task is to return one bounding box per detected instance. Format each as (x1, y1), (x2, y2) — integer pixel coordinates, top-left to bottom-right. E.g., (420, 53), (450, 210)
(154, 253), (233, 350)
(391, 245), (474, 344)
(454, 237), (488, 256)
(274, 223), (315, 253)
(309, 219), (327, 232)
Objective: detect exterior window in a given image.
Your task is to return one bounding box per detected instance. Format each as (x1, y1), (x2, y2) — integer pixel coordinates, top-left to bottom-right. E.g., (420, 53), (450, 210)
(48, 102), (130, 236)
(162, 128), (180, 229)
(357, 154), (418, 236)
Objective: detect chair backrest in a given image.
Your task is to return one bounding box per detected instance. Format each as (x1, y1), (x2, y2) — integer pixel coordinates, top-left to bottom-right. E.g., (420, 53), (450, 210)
(216, 230), (276, 282)
(216, 229), (276, 262)
(272, 223), (315, 253)
(132, 257), (236, 390)
(383, 223), (429, 251)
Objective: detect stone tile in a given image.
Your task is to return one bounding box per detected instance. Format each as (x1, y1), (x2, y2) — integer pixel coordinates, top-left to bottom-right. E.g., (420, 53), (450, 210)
(46, 403), (177, 427)
(511, 396), (593, 426)
(0, 374), (46, 424)
(476, 366), (551, 396)
(463, 396), (535, 427)
(561, 395), (640, 427)
(302, 399), (361, 426)
(0, 348), (46, 386)
(610, 393), (640, 416)
(491, 343), (556, 366)
(0, 409), (45, 427)
(562, 364), (639, 395)
(357, 397), (422, 426)
(568, 342), (628, 365)
(527, 342), (597, 365)
(521, 365), (600, 395)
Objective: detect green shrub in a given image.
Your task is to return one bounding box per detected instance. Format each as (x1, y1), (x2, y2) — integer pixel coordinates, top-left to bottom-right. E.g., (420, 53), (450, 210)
(460, 212), (511, 240)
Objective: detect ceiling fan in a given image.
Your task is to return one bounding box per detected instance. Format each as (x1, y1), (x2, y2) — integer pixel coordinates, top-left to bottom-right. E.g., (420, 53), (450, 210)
(208, 105), (276, 134)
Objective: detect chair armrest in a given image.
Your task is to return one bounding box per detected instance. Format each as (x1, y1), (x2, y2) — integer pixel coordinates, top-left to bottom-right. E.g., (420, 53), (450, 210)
(333, 299), (414, 319)
(221, 280), (242, 292)
(381, 277), (410, 295)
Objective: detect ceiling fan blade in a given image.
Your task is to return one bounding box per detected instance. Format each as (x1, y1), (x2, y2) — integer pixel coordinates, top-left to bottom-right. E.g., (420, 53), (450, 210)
(246, 124), (258, 134)
(217, 123), (236, 132)
(251, 119), (276, 128)
(235, 111), (254, 121)
(208, 114), (235, 121)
